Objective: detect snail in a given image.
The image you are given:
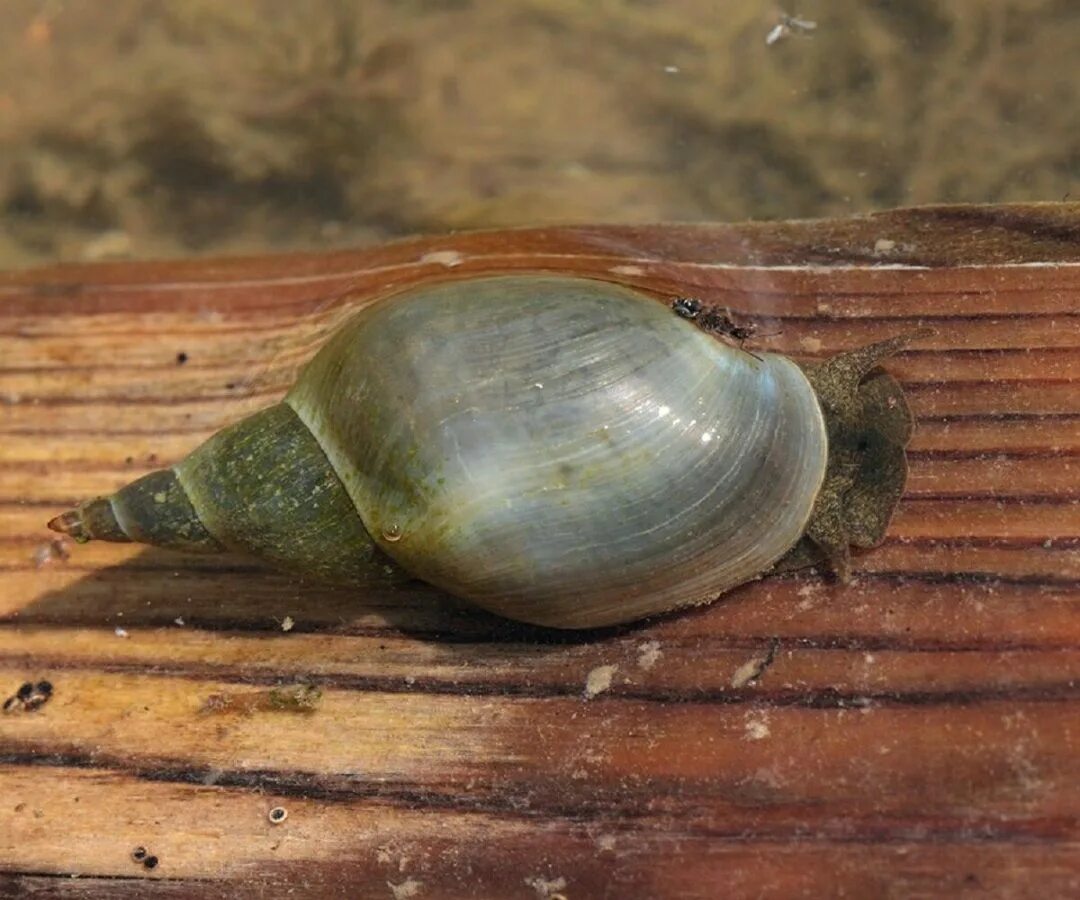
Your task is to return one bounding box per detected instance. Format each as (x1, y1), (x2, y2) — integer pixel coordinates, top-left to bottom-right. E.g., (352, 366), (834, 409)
(49, 275), (918, 629)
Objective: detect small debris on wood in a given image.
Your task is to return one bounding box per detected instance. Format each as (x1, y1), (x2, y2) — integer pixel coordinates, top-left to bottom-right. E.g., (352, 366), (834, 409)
(637, 640), (662, 671)
(265, 683), (321, 712)
(3, 679), (53, 714)
(32, 537), (71, 568)
(268, 806), (288, 824)
(871, 237), (915, 258)
(729, 641), (779, 688)
(388, 877), (423, 899)
(29, 680), (53, 710)
(744, 711), (771, 741)
(130, 845), (158, 869)
(280, 615), (295, 632)
(114, 627), (130, 639)
(175, 351), (189, 365)
(584, 664), (617, 700)
(525, 874), (568, 899)
(201, 683), (322, 716)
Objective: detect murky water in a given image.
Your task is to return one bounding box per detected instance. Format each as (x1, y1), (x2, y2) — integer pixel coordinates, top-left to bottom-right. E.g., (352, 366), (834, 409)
(0, 0), (1076, 268)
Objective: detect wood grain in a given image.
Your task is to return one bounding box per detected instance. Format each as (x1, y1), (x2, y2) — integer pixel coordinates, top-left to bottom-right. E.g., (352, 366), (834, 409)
(1, 203), (1078, 898)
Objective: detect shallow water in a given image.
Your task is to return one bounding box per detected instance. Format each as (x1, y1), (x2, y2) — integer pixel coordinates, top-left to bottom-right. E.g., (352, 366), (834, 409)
(0, 0), (1076, 268)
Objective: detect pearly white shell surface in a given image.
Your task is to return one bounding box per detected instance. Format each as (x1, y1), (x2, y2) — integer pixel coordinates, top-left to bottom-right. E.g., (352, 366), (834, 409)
(287, 275), (827, 628)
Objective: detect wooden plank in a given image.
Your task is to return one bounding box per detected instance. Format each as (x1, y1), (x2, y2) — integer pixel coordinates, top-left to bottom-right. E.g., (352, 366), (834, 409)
(3, 768), (1076, 899)
(2, 204), (1079, 896)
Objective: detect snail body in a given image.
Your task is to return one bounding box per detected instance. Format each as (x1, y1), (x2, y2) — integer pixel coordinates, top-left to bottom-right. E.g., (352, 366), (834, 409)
(51, 275), (915, 628)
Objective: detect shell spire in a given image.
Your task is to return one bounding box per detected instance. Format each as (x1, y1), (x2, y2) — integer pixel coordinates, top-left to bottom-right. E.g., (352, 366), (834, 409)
(49, 402), (405, 587)
(48, 469), (220, 551)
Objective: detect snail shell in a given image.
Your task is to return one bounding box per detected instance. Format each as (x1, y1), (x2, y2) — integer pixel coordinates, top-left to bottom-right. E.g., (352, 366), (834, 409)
(50, 275), (916, 629)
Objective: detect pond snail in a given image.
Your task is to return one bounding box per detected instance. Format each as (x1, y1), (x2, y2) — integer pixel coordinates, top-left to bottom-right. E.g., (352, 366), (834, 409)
(50, 275), (919, 629)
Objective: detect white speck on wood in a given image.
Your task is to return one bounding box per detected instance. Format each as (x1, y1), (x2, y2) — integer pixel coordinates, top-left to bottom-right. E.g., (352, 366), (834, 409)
(730, 654), (768, 688)
(744, 713), (771, 741)
(388, 877), (423, 899)
(584, 665), (617, 699)
(637, 640), (662, 670)
(795, 580), (822, 610)
(525, 875), (567, 898)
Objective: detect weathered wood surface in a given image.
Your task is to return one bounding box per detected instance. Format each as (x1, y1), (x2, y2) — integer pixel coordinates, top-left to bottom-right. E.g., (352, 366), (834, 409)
(1, 203), (1078, 898)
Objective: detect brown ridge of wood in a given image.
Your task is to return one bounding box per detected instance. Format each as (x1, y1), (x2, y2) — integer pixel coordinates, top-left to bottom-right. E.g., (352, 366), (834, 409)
(1, 203), (1078, 895)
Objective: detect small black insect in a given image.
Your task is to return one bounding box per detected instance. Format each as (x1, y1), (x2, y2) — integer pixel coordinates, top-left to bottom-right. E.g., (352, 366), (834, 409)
(670, 297), (760, 343)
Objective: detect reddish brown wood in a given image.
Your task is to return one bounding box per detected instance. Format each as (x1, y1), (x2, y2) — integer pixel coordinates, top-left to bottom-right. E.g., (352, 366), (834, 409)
(1, 203), (1078, 898)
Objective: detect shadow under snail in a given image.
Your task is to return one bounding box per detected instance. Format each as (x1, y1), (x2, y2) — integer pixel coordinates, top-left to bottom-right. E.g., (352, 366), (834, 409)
(49, 275), (919, 629)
